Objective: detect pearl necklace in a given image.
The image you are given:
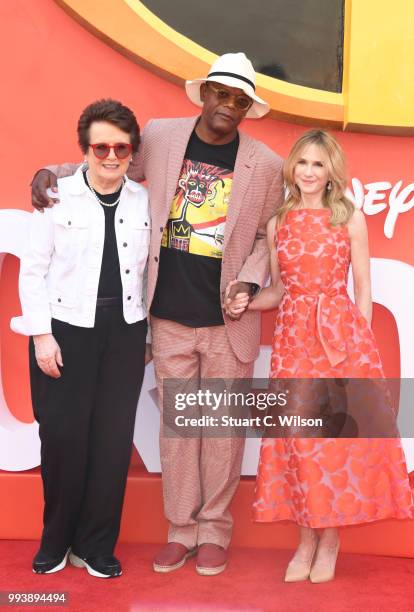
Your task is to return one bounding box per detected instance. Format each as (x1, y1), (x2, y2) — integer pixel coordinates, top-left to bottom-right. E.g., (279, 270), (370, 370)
(86, 171), (125, 208)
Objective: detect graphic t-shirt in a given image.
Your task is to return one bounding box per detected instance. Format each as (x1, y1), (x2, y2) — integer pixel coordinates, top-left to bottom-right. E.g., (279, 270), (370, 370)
(150, 130), (239, 326)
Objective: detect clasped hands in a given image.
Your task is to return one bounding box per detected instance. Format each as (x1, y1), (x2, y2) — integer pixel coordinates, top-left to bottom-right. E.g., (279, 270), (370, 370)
(222, 280), (252, 321)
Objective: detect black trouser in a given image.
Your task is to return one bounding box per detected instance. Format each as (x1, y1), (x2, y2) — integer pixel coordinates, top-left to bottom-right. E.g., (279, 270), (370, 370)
(29, 306), (146, 558)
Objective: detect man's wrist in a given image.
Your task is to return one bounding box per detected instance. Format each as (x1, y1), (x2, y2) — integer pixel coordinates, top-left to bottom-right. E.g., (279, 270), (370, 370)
(235, 281), (260, 297)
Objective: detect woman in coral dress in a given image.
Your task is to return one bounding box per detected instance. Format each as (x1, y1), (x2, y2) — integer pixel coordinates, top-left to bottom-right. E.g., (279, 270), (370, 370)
(226, 130), (414, 583)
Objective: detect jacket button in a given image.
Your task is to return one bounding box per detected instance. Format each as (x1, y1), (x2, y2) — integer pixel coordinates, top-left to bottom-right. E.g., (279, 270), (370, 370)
(119, 219), (124, 223)
(125, 269), (130, 274)
(123, 242), (127, 247)
(154, 256), (158, 262)
(58, 298), (61, 303)
(127, 296), (131, 300)
(144, 222), (148, 226)
(68, 221), (71, 226)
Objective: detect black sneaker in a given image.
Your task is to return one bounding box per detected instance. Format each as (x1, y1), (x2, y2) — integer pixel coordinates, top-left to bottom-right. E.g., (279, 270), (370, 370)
(69, 552), (122, 578)
(32, 549), (69, 574)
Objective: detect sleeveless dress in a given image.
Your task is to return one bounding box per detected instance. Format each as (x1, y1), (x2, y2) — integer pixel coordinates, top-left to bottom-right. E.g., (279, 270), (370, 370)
(253, 209), (414, 527)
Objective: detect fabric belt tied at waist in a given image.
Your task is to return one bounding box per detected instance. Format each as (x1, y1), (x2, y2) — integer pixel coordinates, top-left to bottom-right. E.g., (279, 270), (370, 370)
(289, 287), (348, 367)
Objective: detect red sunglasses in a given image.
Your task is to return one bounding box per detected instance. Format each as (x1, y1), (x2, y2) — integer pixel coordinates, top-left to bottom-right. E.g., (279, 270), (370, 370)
(89, 142), (132, 160)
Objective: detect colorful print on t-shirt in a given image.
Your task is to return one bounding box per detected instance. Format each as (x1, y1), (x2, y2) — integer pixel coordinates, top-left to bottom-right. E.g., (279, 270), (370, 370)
(161, 159), (233, 258)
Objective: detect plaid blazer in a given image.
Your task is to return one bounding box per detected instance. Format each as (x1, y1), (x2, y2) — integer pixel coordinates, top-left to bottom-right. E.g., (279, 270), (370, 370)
(131, 116), (284, 363)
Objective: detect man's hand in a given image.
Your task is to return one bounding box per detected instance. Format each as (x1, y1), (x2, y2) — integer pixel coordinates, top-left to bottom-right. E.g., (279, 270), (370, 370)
(31, 170), (59, 211)
(145, 343), (153, 365)
(222, 280), (251, 320)
(33, 333), (63, 378)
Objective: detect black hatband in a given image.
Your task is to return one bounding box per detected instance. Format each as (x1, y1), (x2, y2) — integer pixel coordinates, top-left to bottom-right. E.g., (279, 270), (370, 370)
(207, 71), (255, 91)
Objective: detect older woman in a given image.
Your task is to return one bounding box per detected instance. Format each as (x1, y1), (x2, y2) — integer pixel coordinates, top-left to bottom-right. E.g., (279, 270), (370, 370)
(11, 99), (150, 578)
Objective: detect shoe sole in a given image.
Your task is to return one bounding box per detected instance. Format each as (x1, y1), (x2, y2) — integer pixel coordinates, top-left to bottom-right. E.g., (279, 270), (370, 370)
(309, 573), (336, 584)
(309, 542), (339, 584)
(284, 571), (312, 582)
(69, 553), (122, 579)
(196, 562), (227, 576)
(33, 549), (69, 574)
(153, 548), (197, 573)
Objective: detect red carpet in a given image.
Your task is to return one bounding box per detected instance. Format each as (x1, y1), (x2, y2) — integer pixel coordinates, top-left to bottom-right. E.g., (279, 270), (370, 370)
(0, 541), (413, 612)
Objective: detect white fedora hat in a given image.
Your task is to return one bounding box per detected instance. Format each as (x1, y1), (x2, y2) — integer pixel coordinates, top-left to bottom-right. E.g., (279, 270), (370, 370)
(185, 52), (269, 119)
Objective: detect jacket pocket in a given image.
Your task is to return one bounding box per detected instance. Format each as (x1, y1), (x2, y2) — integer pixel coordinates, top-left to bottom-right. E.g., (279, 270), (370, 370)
(130, 220), (151, 269)
(132, 221), (151, 243)
(49, 289), (76, 309)
(53, 210), (89, 256)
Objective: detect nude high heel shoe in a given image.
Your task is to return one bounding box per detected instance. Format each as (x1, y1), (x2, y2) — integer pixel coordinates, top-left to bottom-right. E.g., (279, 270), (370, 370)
(309, 540), (340, 583)
(284, 536), (319, 582)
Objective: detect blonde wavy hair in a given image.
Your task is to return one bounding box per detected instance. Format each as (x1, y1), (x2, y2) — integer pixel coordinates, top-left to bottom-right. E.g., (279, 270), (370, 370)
(276, 129), (354, 227)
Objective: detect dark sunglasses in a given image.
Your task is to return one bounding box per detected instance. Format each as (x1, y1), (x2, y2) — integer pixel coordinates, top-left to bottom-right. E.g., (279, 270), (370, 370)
(89, 142), (132, 160)
(206, 82), (253, 111)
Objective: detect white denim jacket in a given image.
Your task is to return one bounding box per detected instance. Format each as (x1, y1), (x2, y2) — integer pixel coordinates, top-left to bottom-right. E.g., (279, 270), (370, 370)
(11, 167), (150, 335)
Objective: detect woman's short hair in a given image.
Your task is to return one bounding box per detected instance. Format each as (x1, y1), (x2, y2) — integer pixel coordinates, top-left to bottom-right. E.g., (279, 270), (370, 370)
(77, 98), (140, 154)
(277, 129), (354, 226)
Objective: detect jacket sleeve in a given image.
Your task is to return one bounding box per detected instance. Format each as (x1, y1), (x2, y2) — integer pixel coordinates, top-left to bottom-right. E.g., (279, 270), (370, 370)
(10, 210), (54, 336)
(126, 120), (153, 182)
(237, 160), (284, 288)
(44, 162), (80, 178)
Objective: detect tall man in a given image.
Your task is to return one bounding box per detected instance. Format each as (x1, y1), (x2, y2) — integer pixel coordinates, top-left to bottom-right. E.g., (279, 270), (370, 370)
(31, 53), (284, 575)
